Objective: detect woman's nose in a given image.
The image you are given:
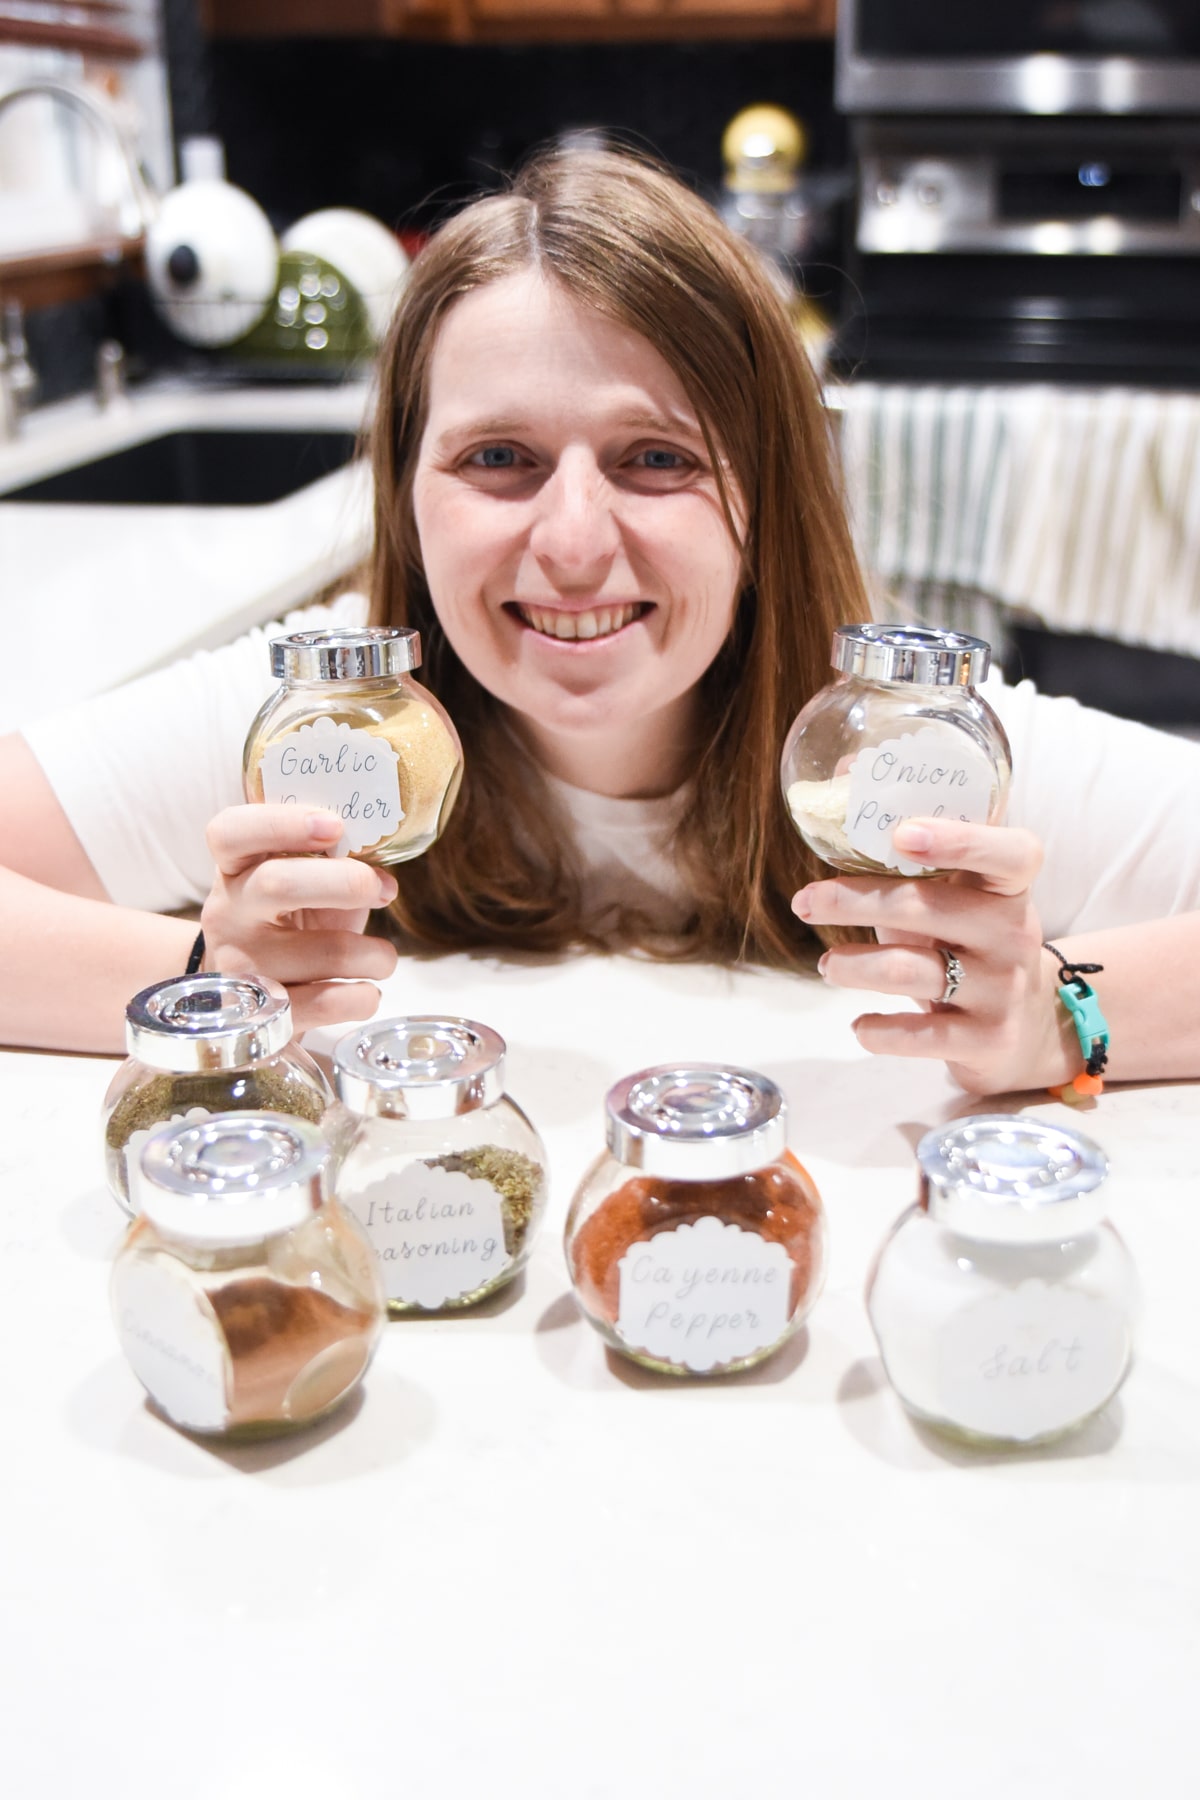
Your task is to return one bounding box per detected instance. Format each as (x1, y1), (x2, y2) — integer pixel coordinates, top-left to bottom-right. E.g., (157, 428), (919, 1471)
(528, 453), (619, 585)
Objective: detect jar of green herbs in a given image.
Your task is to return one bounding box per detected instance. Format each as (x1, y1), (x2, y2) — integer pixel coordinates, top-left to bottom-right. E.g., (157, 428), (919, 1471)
(102, 973), (333, 1215)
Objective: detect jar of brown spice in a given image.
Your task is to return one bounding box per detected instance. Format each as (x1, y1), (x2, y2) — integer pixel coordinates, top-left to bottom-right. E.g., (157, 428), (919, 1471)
(111, 1112), (385, 1440)
(564, 1064), (826, 1376)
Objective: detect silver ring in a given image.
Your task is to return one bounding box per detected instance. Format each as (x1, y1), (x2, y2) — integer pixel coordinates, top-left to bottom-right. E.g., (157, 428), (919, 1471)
(937, 949), (964, 1005)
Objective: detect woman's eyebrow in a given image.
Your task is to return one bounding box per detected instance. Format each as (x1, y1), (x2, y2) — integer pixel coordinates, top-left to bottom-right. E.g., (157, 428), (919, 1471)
(431, 407), (705, 452)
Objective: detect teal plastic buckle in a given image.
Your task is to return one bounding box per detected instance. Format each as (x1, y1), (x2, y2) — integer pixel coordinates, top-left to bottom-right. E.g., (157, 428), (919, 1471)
(1057, 978), (1110, 1071)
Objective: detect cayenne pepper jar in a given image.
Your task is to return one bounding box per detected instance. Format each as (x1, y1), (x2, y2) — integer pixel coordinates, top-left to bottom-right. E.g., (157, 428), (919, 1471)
(243, 625), (463, 866)
(329, 1017), (548, 1314)
(564, 1064), (826, 1376)
(780, 623), (1011, 878)
(111, 1112), (385, 1440)
(866, 1114), (1137, 1447)
(101, 973), (333, 1215)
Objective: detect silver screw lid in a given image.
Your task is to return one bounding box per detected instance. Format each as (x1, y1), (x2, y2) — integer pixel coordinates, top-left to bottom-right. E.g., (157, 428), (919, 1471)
(137, 1112), (329, 1246)
(832, 623), (991, 687)
(605, 1064), (786, 1180)
(125, 974), (293, 1072)
(333, 1016), (505, 1119)
(270, 625), (421, 681)
(917, 1114), (1110, 1245)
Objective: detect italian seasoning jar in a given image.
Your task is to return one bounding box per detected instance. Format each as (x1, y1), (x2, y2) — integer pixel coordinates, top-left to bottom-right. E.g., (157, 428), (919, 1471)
(329, 1017), (548, 1314)
(242, 626), (463, 865)
(102, 973), (333, 1215)
(111, 1113), (385, 1440)
(866, 1115), (1137, 1447)
(780, 623), (1011, 877)
(564, 1064), (826, 1377)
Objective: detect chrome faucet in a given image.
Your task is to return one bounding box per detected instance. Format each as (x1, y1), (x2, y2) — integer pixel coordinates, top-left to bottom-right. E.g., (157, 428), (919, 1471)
(0, 78), (159, 437)
(0, 77), (158, 241)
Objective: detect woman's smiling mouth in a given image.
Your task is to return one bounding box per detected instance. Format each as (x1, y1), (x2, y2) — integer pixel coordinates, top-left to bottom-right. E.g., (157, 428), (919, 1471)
(512, 602), (651, 642)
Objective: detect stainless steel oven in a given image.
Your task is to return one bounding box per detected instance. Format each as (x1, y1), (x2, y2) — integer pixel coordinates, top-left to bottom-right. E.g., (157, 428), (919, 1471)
(831, 1), (1200, 382)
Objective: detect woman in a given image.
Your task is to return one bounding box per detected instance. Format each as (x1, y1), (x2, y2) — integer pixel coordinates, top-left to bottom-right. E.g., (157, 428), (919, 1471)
(5, 148), (1200, 1094)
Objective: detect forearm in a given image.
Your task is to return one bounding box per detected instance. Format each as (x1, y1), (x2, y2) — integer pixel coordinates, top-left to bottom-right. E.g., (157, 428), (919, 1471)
(1050, 912), (1200, 1084)
(0, 866), (196, 1053)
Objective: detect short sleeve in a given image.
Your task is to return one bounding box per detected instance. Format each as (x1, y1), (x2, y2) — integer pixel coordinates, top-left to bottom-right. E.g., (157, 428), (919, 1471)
(986, 676), (1200, 938)
(21, 592), (368, 913)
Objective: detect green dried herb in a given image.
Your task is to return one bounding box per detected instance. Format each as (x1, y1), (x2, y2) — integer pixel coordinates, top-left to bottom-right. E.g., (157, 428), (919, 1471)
(423, 1145), (545, 1256)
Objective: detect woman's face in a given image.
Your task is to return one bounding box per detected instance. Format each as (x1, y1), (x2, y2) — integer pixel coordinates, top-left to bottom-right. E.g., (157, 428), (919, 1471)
(410, 270), (745, 794)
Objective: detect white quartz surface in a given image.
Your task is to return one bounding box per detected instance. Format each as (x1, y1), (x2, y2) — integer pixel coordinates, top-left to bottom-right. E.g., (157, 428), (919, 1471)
(0, 380), (373, 730)
(3, 951), (1198, 1798)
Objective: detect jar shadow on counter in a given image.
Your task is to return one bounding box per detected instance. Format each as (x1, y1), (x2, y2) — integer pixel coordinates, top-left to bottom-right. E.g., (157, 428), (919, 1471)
(835, 1355), (1126, 1473)
(66, 1357), (438, 1487)
(533, 1290), (811, 1393)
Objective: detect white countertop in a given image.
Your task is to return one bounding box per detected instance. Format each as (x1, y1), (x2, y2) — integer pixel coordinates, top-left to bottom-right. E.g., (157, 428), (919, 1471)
(4, 951), (1198, 1798)
(0, 379), (374, 731)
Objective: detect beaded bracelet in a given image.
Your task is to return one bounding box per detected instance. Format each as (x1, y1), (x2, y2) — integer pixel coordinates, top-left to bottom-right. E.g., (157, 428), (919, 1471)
(1044, 941), (1109, 1104)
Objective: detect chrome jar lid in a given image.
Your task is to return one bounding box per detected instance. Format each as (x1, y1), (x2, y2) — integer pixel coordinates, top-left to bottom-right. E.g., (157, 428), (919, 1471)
(918, 1114), (1110, 1245)
(333, 1016), (505, 1119)
(831, 623), (991, 687)
(137, 1112), (328, 1245)
(270, 625), (421, 681)
(605, 1064), (786, 1180)
(125, 974), (292, 1072)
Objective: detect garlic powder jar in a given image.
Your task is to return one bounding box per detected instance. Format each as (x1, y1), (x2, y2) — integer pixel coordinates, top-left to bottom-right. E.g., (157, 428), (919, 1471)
(866, 1115), (1137, 1447)
(565, 1065), (826, 1377)
(781, 623), (1011, 877)
(102, 973), (332, 1215)
(329, 1017), (548, 1314)
(111, 1112), (385, 1440)
(243, 626), (462, 865)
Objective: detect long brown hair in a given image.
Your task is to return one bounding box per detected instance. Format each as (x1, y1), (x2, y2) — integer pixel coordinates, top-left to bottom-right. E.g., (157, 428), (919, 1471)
(369, 146), (868, 964)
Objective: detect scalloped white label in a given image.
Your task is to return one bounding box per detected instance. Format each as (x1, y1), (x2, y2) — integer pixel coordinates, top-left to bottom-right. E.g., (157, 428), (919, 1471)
(616, 1215), (791, 1372)
(845, 723), (993, 874)
(112, 1254), (231, 1432)
(936, 1281), (1130, 1441)
(123, 1106), (213, 1213)
(347, 1161), (511, 1309)
(259, 717), (403, 856)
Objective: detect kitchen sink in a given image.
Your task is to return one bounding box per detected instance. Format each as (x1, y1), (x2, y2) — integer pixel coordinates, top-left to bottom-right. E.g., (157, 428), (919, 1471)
(3, 426), (360, 506)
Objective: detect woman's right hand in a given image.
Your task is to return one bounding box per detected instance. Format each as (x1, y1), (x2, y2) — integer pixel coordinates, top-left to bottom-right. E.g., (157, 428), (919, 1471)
(201, 805), (399, 1032)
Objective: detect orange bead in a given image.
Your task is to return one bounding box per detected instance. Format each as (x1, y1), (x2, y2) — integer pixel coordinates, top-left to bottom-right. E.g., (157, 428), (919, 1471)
(1075, 1072), (1104, 1096)
(1048, 1085), (1066, 1100)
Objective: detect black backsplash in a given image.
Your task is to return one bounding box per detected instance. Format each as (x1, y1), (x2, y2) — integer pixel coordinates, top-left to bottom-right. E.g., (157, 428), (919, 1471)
(206, 36), (843, 235)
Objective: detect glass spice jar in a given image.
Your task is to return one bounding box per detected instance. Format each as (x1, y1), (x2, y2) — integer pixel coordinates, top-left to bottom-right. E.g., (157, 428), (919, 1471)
(780, 623), (1012, 878)
(242, 626), (463, 866)
(102, 973), (333, 1216)
(329, 1017), (548, 1314)
(111, 1112), (385, 1440)
(866, 1114), (1137, 1447)
(564, 1064), (826, 1377)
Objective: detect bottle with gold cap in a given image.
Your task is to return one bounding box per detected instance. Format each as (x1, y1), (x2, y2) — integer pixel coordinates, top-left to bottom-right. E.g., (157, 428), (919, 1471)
(720, 102), (811, 273)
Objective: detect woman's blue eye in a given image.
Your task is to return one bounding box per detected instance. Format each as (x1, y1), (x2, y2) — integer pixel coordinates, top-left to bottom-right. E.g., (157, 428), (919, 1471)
(475, 446), (516, 468)
(639, 449), (684, 470)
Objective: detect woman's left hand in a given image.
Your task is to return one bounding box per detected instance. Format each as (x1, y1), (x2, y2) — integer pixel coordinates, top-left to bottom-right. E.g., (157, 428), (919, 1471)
(792, 817), (1066, 1097)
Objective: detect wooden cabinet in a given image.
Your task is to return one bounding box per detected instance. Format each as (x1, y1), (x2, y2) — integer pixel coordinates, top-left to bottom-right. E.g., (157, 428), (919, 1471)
(202, 0), (837, 44)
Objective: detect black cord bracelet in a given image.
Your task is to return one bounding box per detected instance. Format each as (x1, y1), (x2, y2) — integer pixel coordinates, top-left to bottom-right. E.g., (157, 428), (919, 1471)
(185, 929), (206, 976)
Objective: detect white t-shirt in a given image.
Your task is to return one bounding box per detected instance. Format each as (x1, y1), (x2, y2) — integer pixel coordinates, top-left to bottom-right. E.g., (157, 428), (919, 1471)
(21, 594), (1200, 940)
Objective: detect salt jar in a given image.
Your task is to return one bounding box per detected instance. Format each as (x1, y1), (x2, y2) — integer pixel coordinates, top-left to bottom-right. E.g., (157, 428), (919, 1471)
(102, 973), (333, 1215)
(866, 1114), (1137, 1447)
(329, 1017), (548, 1314)
(111, 1112), (385, 1440)
(780, 623), (1011, 877)
(243, 625), (463, 866)
(564, 1064), (826, 1377)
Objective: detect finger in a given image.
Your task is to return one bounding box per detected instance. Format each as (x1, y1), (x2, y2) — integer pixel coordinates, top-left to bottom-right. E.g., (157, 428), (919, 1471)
(850, 1008), (969, 1059)
(819, 942), (966, 1004)
(794, 875), (1032, 957)
(241, 857), (398, 921)
(209, 930), (398, 986)
(890, 819), (1043, 897)
(207, 804), (343, 874)
(287, 980), (385, 1035)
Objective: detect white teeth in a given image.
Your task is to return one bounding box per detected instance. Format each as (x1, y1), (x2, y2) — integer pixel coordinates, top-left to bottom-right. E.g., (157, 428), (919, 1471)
(517, 603), (639, 641)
